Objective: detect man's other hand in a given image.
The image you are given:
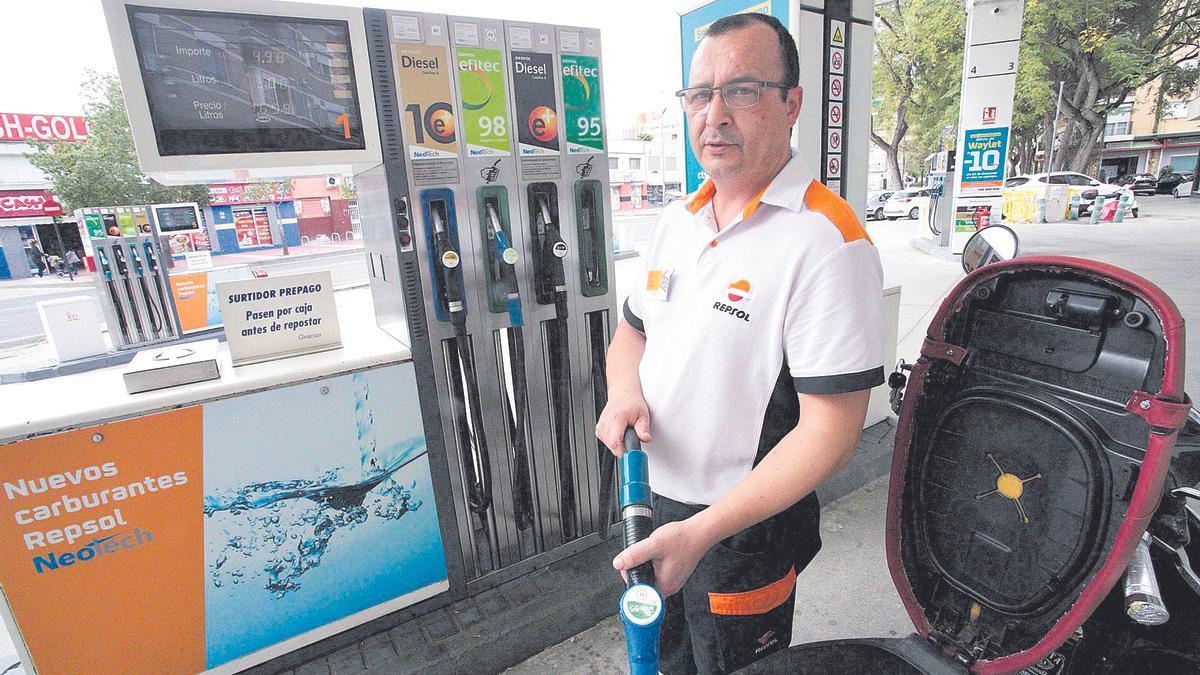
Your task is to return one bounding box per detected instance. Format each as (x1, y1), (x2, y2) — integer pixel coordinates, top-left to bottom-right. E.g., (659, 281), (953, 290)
(612, 518), (709, 597)
(595, 394), (652, 457)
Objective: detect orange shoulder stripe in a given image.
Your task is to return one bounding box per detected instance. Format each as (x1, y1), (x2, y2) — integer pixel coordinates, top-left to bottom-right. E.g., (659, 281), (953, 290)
(741, 184), (769, 221)
(687, 179), (717, 214)
(804, 181), (872, 244)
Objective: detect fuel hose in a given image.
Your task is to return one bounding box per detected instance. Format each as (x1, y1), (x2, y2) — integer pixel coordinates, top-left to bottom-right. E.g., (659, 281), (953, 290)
(431, 204), (497, 572)
(111, 246), (147, 343)
(485, 202), (537, 544)
(535, 196), (578, 540)
(143, 241), (173, 337)
(129, 244), (163, 337)
(97, 248), (131, 346)
(579, 187), (600, 289)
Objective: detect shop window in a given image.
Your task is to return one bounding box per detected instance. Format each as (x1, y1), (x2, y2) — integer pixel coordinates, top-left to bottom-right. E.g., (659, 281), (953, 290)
(1167, 155), (1197, 173)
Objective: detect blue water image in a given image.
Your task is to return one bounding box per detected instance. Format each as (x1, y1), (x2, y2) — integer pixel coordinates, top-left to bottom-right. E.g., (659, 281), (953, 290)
(203, 367), (447, 668)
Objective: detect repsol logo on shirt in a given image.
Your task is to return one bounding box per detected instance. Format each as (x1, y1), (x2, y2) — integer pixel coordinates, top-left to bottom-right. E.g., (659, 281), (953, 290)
(712, 301), (750, 322)
(712, 279), (752, 321)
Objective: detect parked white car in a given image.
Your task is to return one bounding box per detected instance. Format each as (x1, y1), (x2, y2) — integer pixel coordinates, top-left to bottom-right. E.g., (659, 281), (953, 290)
(1174, 179), (1194, 198)
(1005, 171), (1140, 217)
(865, 190), (894, 220)
(883, 188), (933, 220)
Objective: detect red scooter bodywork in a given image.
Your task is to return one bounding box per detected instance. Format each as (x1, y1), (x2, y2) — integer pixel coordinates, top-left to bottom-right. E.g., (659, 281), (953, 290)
(748, 256), (1191, 674)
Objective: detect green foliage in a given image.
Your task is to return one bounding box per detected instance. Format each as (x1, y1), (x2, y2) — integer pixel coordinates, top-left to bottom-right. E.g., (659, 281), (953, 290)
(339, 176), (358, 202)
(636, 132), (655, 142)
(241, 179), (295, 204)
(874, 0), (1199, 178)
(25, 71), (209, 211)
(1015, 0), (1199, 171)
(871, 0), (967, 184)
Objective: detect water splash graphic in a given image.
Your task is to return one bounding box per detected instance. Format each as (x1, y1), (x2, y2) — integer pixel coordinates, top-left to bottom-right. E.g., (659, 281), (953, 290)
(205, 374), (428, 598)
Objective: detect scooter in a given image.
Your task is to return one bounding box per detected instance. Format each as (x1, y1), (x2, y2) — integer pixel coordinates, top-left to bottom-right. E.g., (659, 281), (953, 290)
(745, 225), (1200, 674)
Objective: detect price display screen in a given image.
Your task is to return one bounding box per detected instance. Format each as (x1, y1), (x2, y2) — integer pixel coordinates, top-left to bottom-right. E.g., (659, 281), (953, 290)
(154, 205), (200, 232)
(126, 5), (366, 155)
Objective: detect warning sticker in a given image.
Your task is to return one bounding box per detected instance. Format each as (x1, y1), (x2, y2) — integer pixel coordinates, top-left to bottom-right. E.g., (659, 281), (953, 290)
(829, 20), (846, 47)
(827, 101), (843, 128)
(827, 154), (842, 179)
(829, 75), (844, 102)
(827, 128), (843, 153)
(829, 47), (845, 75)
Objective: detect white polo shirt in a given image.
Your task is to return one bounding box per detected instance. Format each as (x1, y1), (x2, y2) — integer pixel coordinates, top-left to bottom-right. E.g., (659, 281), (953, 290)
(624, 153), (885, 506)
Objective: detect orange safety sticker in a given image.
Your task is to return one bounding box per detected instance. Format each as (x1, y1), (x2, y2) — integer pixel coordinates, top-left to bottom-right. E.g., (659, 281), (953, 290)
(708, 565), (797, 616)
(646, 270), (664, 292)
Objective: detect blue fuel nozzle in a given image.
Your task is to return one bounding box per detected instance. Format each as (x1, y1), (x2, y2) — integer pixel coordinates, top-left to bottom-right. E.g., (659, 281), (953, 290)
(618, 427), (661, 674)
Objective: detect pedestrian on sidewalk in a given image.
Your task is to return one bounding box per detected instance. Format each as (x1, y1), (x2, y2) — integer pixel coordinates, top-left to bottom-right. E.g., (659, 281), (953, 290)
(28, 242), (47, 278)
(64, 250), (80, 280)
(596, 13), (884, 674)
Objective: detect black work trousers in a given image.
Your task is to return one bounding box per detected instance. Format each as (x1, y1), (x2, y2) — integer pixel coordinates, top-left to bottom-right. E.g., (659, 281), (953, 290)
(655, 491), (822, 674)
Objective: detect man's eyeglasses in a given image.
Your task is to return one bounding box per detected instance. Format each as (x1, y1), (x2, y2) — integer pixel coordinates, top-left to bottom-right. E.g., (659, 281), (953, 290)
(675, 80), (791, 113)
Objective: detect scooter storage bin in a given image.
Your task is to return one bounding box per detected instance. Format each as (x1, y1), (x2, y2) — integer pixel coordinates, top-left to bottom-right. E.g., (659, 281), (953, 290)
(746, 257), (1189, 674)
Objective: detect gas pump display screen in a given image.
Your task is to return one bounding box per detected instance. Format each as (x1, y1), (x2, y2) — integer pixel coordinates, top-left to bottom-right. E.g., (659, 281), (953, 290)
(154, 206), (200, 232)
(126, 6), (366, 156)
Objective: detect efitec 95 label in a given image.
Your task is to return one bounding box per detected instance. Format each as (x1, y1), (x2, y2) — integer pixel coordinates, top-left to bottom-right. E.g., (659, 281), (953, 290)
(561, 54), (603, 154)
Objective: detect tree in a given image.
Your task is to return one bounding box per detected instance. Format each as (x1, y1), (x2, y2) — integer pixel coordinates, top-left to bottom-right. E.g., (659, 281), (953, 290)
(26, 71), (209, 210)
(871, 0), (967, 187)
(1020, 0), (1200, 173)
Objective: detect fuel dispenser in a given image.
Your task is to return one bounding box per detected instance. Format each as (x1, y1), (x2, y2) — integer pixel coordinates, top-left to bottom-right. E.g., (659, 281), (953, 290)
(79, 205), (180, 349)
(99, 0), (620, 667)
(359, 10), (618, 591)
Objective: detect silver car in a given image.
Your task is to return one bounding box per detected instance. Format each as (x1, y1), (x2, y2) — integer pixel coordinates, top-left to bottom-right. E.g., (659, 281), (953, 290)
(865, 191), (894, 220)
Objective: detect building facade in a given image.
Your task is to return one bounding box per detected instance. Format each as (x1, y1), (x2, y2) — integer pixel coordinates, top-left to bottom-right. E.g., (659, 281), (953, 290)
(609, 108), (685, 211)
(1100, 60), (1200, 181)
(0, 112), (89, 279)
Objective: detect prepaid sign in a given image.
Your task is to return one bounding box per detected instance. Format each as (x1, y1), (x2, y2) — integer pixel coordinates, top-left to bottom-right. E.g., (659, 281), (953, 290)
(216, 271), (342, 366)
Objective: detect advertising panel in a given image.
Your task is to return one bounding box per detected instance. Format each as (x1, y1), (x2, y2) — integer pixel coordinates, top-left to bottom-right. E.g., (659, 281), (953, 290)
(0, 408), (206, 674)
(0, 113), (89, 143)
(0, 364), (447, 674)
(169, 266), (254, 334)
(455, 47), (512, 157)
(560, 54), (604, 154)
(394, 43), (461, 185)
(0, 191), (63, 220)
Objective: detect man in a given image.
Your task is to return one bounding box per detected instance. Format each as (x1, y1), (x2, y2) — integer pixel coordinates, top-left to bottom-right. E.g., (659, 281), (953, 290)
(64, 249), (81, 280)
(595, 13), (884, 674)
(28, 242), (48, 278)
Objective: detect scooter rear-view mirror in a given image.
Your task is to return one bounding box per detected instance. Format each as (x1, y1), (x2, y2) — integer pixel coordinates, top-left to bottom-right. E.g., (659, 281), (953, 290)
(961, 224), (1020, 274)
